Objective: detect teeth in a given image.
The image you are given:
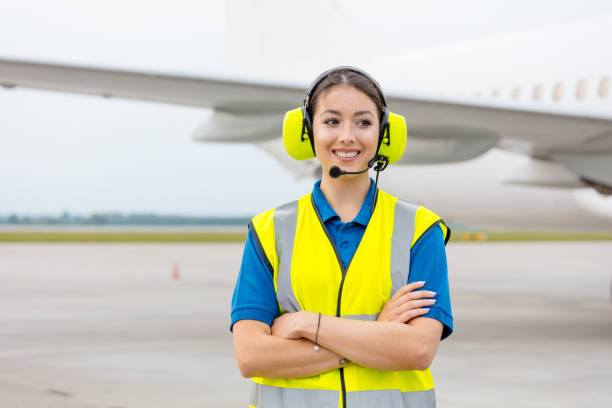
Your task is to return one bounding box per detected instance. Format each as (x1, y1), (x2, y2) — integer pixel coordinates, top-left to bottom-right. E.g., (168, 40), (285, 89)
(336, 151), (358, 158)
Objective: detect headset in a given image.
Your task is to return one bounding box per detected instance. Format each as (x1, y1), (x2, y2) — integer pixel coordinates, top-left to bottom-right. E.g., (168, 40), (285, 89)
(282, 66), (407, 177)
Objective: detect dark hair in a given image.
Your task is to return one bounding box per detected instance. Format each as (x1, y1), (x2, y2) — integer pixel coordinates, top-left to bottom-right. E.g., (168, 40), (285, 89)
(308, 69), (385, 120)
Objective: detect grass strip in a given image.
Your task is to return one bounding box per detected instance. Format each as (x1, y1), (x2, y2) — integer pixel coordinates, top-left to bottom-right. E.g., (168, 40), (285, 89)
(0, 231), (611, 243)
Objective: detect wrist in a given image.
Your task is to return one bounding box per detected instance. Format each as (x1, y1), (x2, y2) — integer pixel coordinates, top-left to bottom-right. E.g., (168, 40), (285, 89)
(298, 311), (319, 340)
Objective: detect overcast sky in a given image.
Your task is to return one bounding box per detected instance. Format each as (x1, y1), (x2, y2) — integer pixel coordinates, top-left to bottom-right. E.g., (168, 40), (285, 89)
(2, 0), (611, 216)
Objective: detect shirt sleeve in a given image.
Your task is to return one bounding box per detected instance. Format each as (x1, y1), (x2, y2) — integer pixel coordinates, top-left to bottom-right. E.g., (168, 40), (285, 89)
(230, 229), (280, 332)
(408, 225), (453, 340)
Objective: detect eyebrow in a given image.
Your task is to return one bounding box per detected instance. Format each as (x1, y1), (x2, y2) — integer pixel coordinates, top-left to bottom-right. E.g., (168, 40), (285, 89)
(320, 109), (376, 118)
(354, 110), (376, 118)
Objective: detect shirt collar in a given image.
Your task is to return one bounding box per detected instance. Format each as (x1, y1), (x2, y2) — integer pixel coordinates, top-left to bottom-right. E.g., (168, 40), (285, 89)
(312, 178), (376, 226)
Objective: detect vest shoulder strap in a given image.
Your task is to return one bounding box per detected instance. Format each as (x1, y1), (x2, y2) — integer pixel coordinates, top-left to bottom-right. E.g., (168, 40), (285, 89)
(249, 208), (277, 276)
(410, 203), (451, 247)
(249, 196), (304, 278)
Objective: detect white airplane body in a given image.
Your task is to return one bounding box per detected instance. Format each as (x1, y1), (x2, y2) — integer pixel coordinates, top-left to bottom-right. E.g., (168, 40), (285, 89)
(1, 6), (611, 231)
(353, 16), (612, 231)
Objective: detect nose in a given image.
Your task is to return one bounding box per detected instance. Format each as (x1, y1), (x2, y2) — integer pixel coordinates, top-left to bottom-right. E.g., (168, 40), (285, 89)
(338, 123), (355, 144)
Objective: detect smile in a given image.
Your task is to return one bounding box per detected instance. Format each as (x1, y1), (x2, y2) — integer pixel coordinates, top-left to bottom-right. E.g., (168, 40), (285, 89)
(333, 150), (360, 160)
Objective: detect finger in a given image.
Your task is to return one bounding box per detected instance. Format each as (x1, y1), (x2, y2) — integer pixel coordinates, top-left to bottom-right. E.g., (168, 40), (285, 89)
(389, 281), (426, 301)
(403, 281), (426, 292)
(384, 291), (434, 316)
(395, 290), (436, 305)
(398, 308), (430, 323)
(396, 298), (436, 314)
(392, 281), (425, 297)
(389, 284), (415, 301)
(380, 298), (434, 323)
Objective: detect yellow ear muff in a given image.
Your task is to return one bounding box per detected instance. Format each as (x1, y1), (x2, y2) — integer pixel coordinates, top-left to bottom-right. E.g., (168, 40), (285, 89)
(283, 107), (316, 161)
(377, 111), (407, 165)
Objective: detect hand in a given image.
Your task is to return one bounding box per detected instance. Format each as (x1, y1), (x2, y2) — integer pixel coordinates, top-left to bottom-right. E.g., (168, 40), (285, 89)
(271, 311), (314, 340)
(377, 281), (436, 323)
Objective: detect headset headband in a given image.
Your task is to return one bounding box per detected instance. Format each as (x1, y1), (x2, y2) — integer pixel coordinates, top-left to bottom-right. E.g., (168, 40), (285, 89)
(304, 66), (388, 112)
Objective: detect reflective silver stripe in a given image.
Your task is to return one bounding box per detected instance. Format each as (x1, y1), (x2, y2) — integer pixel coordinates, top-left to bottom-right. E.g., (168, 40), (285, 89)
(251, 383), (339, 408)
(346, 388), (435, 407)
(274, 200), (300, 313)
(390, 200), (418, 296)
(341, 313), (379, 321)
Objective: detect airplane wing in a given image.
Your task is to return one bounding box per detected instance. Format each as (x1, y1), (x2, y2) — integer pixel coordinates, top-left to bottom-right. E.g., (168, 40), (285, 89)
(1, 58), (611, 191)
(0, 58), (304, 112)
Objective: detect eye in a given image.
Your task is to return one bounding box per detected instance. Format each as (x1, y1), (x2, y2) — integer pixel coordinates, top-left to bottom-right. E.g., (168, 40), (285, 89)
(324, 118), (339, 126)
(357, 119), (372, 127)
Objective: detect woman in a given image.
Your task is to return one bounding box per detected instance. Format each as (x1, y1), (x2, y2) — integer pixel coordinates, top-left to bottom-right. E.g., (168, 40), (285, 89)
(231, 67), (453, 407)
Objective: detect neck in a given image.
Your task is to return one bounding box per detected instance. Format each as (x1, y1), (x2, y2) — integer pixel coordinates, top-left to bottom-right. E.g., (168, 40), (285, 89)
(320, 172), (371, 223)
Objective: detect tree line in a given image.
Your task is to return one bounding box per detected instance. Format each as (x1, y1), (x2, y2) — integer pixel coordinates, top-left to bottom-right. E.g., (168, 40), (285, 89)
(0, 212), (251, 226)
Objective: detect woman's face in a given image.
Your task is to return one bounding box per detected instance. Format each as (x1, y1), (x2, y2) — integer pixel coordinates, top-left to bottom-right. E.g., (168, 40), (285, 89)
(312, 85), (380, 179)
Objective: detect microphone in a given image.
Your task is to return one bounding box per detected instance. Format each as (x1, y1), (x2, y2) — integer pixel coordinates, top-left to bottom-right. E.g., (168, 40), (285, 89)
(329, 165), (368, 178)
(328, 155), (389, 179)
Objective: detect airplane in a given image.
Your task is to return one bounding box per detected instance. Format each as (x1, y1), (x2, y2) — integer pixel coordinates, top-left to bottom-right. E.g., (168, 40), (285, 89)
(1, 7), (611, 232)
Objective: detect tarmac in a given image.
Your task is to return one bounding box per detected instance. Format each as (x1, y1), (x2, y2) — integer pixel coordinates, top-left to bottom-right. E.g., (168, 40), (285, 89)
(0, 241), (610, 407)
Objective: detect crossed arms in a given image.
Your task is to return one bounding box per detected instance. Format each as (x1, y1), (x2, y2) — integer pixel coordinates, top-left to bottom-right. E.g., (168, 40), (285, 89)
(233, 281), (443, 379)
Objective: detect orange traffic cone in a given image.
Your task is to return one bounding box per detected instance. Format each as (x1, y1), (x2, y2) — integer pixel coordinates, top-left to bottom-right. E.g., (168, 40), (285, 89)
(171, 263), (180, 280)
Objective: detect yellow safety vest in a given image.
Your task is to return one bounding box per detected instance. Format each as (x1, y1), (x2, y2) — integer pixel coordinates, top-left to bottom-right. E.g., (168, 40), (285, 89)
(248, 189), (450, 408)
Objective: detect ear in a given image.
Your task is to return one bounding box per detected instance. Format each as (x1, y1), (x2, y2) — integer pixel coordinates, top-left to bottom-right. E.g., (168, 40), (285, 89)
(283, 107), (316, 161)
(377, 111), (407, 165)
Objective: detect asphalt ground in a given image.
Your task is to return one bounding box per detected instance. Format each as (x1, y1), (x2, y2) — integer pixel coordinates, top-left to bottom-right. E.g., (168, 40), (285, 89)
(0, 242), (610, 407)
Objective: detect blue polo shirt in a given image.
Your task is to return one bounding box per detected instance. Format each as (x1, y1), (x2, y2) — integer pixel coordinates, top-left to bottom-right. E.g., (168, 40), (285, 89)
(231, 179), (453, 339)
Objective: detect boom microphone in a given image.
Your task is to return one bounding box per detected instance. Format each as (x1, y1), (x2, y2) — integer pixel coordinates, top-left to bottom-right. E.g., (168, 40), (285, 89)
(329, 166), (369, 178)
(328, 155), (389, 179)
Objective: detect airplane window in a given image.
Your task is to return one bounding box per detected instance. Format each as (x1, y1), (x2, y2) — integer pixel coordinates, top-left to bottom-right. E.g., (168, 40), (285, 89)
(553, 82), (563, 101)
(512, 87), (522, 99)
(491, 89), (500, 98)
(533, 84), (543, 101)
(599, 77), (610, 98)
(576, 80), (587, 100)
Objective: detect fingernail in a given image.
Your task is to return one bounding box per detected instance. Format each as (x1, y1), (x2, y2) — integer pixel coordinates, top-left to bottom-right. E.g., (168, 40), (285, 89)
(428, 291), (436, 296)
(422, 308), (430, 312)
(416, 281), (426, 284)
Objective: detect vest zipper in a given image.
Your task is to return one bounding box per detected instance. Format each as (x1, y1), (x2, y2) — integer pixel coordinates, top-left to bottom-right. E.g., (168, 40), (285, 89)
(310, 195), (361, 408)
(336, 270), (348, 408)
